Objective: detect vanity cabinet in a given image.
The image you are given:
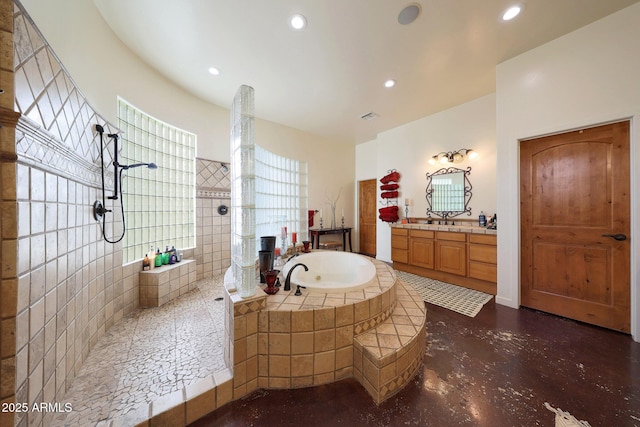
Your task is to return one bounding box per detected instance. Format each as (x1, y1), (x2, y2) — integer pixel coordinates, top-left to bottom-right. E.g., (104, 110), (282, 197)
(435, 232), (466, 276)
(409, 230), (435, 269)
(392, 227), (496, 295)
(391, 228), (409, 263)
(468, 234), (497, 283)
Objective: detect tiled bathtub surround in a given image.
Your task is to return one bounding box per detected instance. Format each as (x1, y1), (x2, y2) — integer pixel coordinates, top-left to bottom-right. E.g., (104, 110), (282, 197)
(225, 257), (427, 407)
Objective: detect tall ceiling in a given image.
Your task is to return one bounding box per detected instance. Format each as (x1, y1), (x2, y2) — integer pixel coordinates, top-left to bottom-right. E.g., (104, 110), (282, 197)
(93, 0), (639, 144)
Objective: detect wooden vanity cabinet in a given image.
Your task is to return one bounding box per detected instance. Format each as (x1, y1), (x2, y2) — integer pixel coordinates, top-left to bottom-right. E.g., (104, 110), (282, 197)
(435, 232), (466, 276)
(392, 227), (497, 295)
(468, 234), (497, 283)
(391, 228), (408, 263)
(409, 230), (435, 269)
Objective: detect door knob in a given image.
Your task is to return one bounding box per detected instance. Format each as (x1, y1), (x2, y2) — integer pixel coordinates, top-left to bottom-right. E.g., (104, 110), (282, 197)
(602, 233), (627, 241)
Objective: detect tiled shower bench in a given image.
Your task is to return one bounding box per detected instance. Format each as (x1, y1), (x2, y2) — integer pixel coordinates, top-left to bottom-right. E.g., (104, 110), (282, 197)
(139, 259), (197, 307)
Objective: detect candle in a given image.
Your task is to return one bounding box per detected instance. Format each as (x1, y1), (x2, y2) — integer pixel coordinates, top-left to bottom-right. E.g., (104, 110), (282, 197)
(320, 209), (323, 219)
(405, 198), (410, 206)
(292, 232), (297, 243)
(275, 247), (281, 257)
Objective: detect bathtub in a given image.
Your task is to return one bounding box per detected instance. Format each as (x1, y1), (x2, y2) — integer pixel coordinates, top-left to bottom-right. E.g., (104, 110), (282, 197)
(281, 251), (377, 292)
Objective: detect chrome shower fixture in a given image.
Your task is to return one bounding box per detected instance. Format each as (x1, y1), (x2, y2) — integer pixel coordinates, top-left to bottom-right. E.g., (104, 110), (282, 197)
(93, 124), (158, 243)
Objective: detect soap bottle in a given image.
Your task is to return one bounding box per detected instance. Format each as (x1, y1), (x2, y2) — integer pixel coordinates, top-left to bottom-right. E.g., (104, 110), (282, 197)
(142, 254), (151, 271)
(163, 246), (170, 265)
(155, 248), (163, 267)
(169, 252), (177, 265)
(479, 211), (487, 227)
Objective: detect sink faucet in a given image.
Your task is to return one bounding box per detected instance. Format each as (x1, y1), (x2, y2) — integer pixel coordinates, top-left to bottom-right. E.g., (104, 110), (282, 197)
(284, 263), (308, 291)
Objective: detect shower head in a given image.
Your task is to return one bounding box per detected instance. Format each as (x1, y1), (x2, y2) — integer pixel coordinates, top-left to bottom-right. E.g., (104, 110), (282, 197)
(121, 162), (158, 170)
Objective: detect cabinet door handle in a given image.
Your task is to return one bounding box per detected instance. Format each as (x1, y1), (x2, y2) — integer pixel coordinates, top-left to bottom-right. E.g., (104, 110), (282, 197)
(602, 233), (627, 241)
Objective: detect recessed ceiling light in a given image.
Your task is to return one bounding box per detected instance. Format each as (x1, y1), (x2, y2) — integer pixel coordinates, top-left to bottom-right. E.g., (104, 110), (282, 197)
(208, 67), (220, 76)
(289, 14), (307, 30)
(384, 79), (396, 88)
(502, 5), (522, 21)
(398, 3), (422, 25)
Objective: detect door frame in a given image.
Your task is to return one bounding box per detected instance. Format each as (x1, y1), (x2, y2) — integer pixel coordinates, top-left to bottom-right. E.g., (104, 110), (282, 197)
(508, 117), (638, 340)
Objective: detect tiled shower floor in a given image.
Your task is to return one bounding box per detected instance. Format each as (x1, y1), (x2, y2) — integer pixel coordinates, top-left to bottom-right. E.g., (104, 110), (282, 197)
(49, 275), (228, 427)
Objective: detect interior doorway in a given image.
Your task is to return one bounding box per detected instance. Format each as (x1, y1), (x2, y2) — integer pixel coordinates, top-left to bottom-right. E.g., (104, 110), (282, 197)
(520, 121), (631, 333)
(358, 179), (377, 257)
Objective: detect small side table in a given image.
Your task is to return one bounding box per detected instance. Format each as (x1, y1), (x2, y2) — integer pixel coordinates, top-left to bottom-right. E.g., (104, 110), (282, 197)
(309, 227), (353, 252)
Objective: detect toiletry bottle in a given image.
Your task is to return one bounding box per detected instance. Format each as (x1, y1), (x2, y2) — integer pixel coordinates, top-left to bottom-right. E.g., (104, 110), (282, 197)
(142, 254), (151, 271)
(155, 248), (163, 267)
(163, 246), (170, 265)
(169, 252), (177, 265)
(148, 245), (155, 270)
(479, 211), (487, 227)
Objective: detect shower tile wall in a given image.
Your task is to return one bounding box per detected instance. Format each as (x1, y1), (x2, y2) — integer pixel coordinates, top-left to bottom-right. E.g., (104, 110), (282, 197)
(2, 6), (230, 426)
(195, 158), (231, 280)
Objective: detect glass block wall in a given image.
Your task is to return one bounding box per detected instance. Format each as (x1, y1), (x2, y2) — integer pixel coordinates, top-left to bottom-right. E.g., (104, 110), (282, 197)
(255, 145), (308, 252)
(230, 85), (256, 298)
(230, 85), (308, 298)
(117, 98), (196, 263)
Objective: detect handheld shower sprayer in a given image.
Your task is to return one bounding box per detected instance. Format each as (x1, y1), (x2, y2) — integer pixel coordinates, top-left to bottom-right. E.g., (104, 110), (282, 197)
(93, 124), (158, 243)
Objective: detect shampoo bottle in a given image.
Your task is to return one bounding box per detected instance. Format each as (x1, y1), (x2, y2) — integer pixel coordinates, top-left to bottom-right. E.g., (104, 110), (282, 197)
(155, 248), (163, 267)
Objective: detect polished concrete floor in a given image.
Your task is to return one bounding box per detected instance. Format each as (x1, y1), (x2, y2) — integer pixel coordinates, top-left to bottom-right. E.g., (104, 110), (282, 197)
(190, 299), (640, 427)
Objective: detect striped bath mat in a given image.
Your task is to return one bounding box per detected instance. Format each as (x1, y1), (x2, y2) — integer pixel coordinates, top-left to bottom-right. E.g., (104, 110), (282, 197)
(396, 271), (493, 317)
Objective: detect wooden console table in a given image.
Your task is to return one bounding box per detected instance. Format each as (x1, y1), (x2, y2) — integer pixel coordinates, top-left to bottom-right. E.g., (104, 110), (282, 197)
(310, 227), (353, 252)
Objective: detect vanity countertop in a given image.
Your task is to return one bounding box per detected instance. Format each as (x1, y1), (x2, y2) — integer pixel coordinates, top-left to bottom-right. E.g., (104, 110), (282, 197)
(391, 222), (497, 235)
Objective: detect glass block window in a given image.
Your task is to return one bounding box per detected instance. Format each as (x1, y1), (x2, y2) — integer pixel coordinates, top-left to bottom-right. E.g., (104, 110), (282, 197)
(117, 98), (196, 264)
(255, 145), (309, 253)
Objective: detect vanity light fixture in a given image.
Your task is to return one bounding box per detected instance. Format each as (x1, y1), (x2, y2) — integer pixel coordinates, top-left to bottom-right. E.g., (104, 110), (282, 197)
(428, 148), (477, 165)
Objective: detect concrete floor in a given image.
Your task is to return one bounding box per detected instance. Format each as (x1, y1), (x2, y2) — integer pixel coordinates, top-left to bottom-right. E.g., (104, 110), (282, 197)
(190, 299), (640, 427)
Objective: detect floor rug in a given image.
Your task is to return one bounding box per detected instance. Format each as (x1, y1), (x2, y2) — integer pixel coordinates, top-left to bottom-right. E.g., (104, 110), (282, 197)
(396, 271), (493, 317)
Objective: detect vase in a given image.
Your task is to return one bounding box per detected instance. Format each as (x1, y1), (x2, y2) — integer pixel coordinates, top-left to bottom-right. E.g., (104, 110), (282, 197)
(331, 207), (336, 229)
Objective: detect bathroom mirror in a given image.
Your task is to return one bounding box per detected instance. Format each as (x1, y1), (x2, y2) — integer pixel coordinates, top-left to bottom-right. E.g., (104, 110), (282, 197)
(425, 166), (472, 218)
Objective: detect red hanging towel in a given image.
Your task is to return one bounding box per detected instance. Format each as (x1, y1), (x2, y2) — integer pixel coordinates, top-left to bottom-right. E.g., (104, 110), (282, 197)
(381, 191), (399, 199)
(378, 205), (399, 222)
(380, 171), (400, 184)
(380, 183), (399, 191)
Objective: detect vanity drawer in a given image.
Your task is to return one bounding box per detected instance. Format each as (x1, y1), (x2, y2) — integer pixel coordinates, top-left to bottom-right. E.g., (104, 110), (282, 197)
(469, 261), (497, 282)
(469, 244), (497, 264)
(436, 231), (466, 242)
(410, 229), (435, 239)
(392, 235), (408, 250)
(392, 228), (408, 237)
(469, 234), (496, 245)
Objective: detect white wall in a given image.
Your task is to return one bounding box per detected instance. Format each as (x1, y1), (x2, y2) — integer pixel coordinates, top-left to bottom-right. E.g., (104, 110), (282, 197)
(356, 94), (497, 262)
(19, 0), (354, 226)
(496, 3), (640, 339)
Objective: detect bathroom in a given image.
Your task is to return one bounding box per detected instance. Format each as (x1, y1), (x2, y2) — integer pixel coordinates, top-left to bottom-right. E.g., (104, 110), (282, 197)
(2, 1), (640, 426)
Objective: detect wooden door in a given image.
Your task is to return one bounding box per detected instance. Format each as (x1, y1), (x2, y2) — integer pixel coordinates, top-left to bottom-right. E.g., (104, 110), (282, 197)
(520, 121), (630, 333)
(358, 179), (377, 257)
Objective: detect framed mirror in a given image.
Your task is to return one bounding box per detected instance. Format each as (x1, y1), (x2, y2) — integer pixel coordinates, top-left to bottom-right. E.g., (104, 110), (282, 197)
(426, 166), (472, 218)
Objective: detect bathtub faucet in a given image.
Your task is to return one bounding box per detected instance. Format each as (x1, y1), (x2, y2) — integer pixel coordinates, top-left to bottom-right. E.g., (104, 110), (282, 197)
(284, 263), (308, 291)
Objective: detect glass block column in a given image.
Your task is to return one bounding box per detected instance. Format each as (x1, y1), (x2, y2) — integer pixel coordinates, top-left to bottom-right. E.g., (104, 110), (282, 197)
(230, 85), (257, 298)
